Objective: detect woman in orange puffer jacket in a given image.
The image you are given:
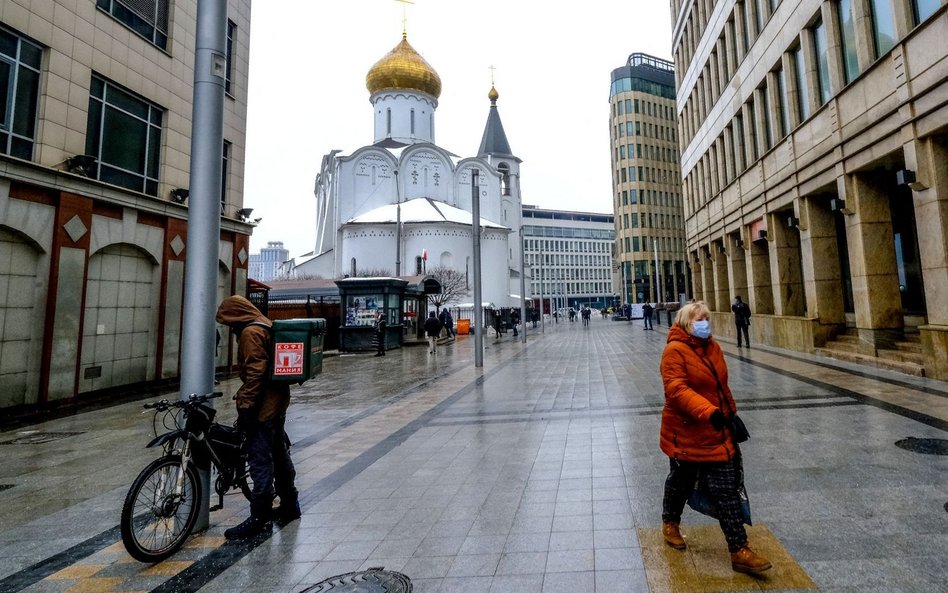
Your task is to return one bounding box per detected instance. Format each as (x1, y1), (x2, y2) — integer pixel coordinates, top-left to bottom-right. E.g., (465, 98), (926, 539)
(658, 301), (771, 575)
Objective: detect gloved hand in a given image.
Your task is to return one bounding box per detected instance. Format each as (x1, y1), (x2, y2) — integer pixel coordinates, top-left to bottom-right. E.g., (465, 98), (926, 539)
(236, 407), (257, 432)
(709, 409), (725, 430)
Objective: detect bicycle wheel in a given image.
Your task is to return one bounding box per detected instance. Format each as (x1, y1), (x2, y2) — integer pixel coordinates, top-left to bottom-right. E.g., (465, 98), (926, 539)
(120, 455), (201, 563)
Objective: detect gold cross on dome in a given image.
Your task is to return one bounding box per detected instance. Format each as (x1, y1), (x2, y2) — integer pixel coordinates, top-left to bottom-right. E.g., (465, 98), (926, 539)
(395, 0), (415, 37)
(489, 65), (496, 86)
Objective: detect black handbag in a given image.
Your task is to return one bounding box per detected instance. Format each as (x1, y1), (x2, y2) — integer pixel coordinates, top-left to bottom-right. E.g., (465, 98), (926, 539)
(728, 414), (750, 443)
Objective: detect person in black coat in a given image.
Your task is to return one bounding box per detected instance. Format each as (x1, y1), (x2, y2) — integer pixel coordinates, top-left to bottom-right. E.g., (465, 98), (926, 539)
(374, 311), (387, 356)
(424, 311), (443, 354)
(732, 296), (752, 347)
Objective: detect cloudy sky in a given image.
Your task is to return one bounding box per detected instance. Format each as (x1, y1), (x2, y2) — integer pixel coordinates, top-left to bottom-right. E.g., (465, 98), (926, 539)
(243, 1), (675, 258)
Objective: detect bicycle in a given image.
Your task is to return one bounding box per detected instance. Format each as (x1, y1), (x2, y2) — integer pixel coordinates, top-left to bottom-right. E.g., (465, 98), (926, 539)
(120, 392), (253, 563)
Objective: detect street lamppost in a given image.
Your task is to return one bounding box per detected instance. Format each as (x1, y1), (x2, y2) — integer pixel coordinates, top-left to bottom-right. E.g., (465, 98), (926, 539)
(519, 224), (527, 344)
(471, 169), (483, 368)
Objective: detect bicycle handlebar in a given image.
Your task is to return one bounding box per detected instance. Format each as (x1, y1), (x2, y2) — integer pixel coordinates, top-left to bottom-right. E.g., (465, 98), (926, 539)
(143, 392), (223, 410)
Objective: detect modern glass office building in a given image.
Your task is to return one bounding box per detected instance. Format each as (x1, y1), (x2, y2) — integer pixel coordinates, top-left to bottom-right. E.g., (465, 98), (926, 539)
(609, 53), (690, 305)
(521, 206), (616, 310)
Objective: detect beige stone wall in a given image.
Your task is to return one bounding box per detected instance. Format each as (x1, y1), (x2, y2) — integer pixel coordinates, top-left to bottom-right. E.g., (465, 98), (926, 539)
(0, 0), (250, 209)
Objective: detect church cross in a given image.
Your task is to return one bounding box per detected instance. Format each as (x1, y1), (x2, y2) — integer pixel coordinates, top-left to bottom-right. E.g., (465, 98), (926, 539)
(395, 0), (414, 37)
(489, 65), (496, 86)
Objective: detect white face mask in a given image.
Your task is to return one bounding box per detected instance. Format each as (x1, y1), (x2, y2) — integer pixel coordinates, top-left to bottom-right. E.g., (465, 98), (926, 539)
(691, 319), (712, 339)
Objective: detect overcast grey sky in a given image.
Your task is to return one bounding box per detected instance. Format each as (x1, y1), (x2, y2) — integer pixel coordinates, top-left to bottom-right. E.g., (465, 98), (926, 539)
(243, 1), (674, 258)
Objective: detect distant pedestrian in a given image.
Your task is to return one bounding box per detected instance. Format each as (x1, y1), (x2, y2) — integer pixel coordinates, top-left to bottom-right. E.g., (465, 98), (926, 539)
(659, 301), (771, 575)
(373, 311), (387, 357)
(532, 308), (539, 328)
(732, 296), (751, 348)
(553, 309), (559, 324)
(581, 306), (591, 326)
(440, 308), (455, 338)
(424, 311), (443, 354)
(511, 308), (521, 337)
(643, 302), (654, 330)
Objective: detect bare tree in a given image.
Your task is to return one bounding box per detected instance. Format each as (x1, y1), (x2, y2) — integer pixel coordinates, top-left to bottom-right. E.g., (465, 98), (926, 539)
(427, 266), (469, 311)
(355, 268), (394, 278)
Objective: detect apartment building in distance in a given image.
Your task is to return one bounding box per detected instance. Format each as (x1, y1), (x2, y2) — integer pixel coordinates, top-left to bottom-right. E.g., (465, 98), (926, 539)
(0, 0), (254, 412)
(671, 0), (948, 378)
(609, 53), (690, 305)
(521, 206), (616, 311)
(249, 241), (289, 282)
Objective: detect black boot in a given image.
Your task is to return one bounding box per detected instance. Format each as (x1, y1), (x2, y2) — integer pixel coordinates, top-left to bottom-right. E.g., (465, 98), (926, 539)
(274, 499), (301, 525)
(224, 515), (272, 539)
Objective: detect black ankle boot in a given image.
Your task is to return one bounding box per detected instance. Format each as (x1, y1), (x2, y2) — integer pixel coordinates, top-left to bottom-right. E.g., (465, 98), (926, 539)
(224, 515), (272, 540)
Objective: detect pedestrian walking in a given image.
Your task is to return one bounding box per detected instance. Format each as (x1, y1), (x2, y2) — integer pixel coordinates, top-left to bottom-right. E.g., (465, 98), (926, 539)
(373, 311), (387, 356)
(511, 308), (521, 337)
(658, 301), (771, 575)
(643, 302), (654, 330)
(732, 296), (751, 348)
(532, 308), (539, 328)
(215, 296), (300, 539)
(581, 306), (591, 326)
(440, 308), (455, 339)
(424, 311), (443, 354)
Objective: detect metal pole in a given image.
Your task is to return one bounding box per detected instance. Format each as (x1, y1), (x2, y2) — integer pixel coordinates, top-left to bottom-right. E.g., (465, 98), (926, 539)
(653, 239), (661, 304)
(180, 0), (226, 532)
(395, 170), (401, 276)
(539, 242), (545, 333)
(471, 169), (483, 368)
(519, 225), (526, 344)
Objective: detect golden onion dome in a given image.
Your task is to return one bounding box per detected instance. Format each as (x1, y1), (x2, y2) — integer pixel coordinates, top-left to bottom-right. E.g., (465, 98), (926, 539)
(366, 34), (442, 99)
(488, 85), (499, 102)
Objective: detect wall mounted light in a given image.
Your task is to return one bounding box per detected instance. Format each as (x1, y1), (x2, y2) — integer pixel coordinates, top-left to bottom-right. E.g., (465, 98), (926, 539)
(63, 155), (97, 176)
(236, 207), (254, 221)
(895, 169), (916, 186)
(734, 237), (745, 249)
(786, 215), (800, 229)
(758, 229), (768, 240)
(170, 188), (189, 203)
(829, 197), (846, 213)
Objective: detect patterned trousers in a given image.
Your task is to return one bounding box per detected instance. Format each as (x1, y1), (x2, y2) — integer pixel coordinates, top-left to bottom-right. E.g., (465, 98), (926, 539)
(662, 456), (747, 552)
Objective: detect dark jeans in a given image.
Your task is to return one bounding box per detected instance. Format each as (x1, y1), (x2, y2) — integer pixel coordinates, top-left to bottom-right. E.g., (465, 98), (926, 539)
(644, 315), (653, 329)
(245, 414), (297, 518)
(376, 333), (385, 355)
(736, 323), (750, 347)
(662, 457), (747, 552)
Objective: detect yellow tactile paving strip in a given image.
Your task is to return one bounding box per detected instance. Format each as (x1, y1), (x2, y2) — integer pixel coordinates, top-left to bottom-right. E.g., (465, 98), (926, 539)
(638, 524), (817, 593)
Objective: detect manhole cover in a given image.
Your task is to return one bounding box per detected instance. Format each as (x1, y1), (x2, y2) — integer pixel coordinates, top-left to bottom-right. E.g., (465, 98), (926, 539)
(894, 437), (948, 455)
(300, 568), (411, 593)
(0, 431), (85, 445)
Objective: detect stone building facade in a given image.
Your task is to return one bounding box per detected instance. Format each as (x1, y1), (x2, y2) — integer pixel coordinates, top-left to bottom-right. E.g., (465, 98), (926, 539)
(0, 0), (253, 411)
(671, 0), (948, 377)
(609, 53), (691, 305)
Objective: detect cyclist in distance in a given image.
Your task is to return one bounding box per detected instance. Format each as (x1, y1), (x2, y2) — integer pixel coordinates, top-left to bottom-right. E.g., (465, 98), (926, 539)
(216, 295), (300, 539)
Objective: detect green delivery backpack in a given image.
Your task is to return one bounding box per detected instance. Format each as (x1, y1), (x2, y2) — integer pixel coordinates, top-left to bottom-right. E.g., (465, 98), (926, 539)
(250, 319), (326, 384)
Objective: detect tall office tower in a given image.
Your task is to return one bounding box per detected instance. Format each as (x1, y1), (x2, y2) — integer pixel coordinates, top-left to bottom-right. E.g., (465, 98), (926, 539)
(0, 1), (253, 411)
(670, 0), (948, 378)
(609, 53), (689, 305)
(250, 241), (290, 282)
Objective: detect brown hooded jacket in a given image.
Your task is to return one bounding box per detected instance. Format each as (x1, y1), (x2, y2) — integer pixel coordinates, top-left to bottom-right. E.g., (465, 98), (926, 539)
(659, 324), (738, 462)
(215, 295), (289, 421)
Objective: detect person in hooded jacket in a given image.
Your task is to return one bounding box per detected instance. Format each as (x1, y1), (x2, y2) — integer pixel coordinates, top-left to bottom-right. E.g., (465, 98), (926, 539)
(658, 301), (771, 575)
(216, 295), (300, 539)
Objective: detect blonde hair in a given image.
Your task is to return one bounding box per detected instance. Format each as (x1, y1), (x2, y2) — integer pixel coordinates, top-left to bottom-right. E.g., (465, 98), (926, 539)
(674, 301), (711, 330)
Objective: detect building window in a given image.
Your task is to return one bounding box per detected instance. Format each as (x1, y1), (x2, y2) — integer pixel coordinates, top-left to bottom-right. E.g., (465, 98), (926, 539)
(85, 75), (163, 196)
(410, 108), (415, 135)
(0, 25), (41, 160)
(776, 65), (789, 138)
(754, 0), (766, 31)
(868, 0), (898, 58)
(913, 0), (940, 24)
(747, 98), (759, 161)
(96, 0), (169, 50)
(812, 18), (831, 105)
(225, 20), (235, 95)
(838, 0), (860, 83)
(793, 46), (810, 121)
(221, 141), (230, 213)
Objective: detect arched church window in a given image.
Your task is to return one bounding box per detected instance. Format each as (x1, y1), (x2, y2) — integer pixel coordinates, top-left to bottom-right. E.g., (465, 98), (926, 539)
(411, 109), (415, 135)
(350, 258), (356, 277)
(386, 109), (392, 135)
(497, 162), (511, 196)
(440, 251), (453, 268)
(371, 165), (377, 185)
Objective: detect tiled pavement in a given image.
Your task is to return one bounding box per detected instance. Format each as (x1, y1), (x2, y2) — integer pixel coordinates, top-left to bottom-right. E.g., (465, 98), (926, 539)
(0, 317), (946, 593)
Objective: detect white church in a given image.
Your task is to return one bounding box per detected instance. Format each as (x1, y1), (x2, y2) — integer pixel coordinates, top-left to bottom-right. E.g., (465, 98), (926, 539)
(289, 32), (524, 307)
